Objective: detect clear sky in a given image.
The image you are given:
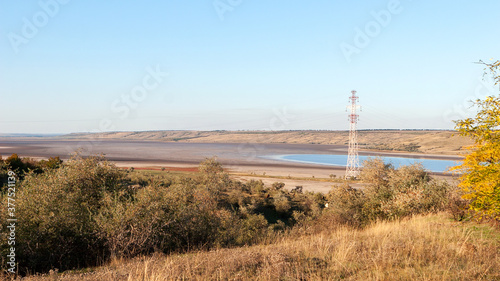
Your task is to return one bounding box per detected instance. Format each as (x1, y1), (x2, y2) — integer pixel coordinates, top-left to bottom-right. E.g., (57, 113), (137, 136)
(1, 0), (499, 134)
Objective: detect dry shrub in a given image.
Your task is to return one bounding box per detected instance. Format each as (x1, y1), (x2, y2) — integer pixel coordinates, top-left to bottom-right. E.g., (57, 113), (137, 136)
(447, 186), (473, 221)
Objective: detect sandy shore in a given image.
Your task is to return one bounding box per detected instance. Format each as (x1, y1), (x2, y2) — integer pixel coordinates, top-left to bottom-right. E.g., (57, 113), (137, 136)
(0, 138), (460, 192)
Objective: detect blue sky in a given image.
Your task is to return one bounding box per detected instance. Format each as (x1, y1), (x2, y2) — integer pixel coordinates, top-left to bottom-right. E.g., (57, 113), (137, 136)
(1, 0), (499, 134)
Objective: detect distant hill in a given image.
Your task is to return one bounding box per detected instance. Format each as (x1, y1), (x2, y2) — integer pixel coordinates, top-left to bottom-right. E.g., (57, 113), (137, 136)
(60, 130), (473, 155)
(0, 133), (63, 138)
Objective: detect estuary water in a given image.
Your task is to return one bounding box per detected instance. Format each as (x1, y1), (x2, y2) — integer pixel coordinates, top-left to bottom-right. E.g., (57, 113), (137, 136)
(273, 154), (460, 173)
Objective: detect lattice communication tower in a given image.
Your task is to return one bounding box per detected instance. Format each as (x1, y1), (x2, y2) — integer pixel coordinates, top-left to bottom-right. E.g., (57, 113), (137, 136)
(345, 90), (360, 179)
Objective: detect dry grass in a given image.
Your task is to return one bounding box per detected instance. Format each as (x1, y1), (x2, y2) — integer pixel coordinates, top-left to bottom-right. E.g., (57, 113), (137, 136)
(20, 213), (500, 281)
(62, 130), (472, 155)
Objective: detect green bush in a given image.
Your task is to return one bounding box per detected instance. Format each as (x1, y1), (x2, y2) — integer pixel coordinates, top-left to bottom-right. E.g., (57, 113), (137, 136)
(273, 192), (292, 213)
(199, 157), (230, 194)
(38, 156), (63, 170)
(361, 157), (393, 187)
(5, 154), (25, 173)
(247, 179), (265, 194)
(4, 154), (44, 178)
(325, 159), (452, 227)
(234, 214), (269, 245)
(0, 154), (125, 273)
(0, 159), (9, 188)
(326, 183), (367, 227)
(96, 183), (223, 257)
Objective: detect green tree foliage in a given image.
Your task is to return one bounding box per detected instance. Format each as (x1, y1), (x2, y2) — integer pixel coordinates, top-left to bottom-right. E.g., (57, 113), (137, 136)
(5, 153), (24, 172)
(1, 154), (63, 182)
(4, 153), (41, 177)
(326, 159), (451, 227)
(326, 182), (367, 226)
(0, 154), (125, 273)
(96, 183), (223, 258)
(0, 157), (8, 187)
(39, 156), (63, 169)
(360, 157), (393, 187)
(199, 157), (230, 195)
(452, 60), (500, 220)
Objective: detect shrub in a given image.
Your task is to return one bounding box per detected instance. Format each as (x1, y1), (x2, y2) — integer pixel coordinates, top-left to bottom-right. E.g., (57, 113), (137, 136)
(5, 153), (24, 173)
(0, 154), (126, 273)
(325, 159), (453, 227)
(361, 157), (393, 187)
(447, 187), (472, 221)
(39, 156), (63, 170)
(235, 214), (268, 245)
(272, 182), (285, 190)
(199, 157), (230, 195)
(247, 179), (265, 194)
(291, 185), (303, 193)
(326, 183), (367, 227)
(3, 154), (44, 178)
(96, 183), (222, 257)
(0, 160), (9, 188)
(273, 192), (292, 213)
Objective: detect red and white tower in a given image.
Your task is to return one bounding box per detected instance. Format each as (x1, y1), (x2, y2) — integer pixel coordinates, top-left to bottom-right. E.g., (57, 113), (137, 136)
(345, 90), (360, 179)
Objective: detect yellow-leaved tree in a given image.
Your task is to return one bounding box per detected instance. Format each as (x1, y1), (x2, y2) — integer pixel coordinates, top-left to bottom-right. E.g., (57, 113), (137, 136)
(452, 60), (500, 220)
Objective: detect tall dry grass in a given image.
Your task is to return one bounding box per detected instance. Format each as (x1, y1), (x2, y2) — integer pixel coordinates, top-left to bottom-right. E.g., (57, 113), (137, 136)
(20, 213), (500, 281)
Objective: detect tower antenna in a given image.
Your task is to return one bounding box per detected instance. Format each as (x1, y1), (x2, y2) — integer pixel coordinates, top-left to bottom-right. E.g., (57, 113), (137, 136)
(345, 90), (360, 179)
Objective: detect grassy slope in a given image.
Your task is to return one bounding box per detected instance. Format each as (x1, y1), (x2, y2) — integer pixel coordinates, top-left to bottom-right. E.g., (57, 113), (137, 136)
(22, 213), (500, 281)
(61, 130), (473, 155)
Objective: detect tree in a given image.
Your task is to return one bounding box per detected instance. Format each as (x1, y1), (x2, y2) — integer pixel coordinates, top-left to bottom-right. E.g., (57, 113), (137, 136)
(198, 157), (230, 194)
(39, 156), (63, 169)
(452, 60), (500, 220)
(5, 153), (25, 172)
(360, 157), (393, 187)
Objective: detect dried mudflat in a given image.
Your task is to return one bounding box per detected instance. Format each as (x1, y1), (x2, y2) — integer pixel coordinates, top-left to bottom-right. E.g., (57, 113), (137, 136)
(0, 138), (461, 192)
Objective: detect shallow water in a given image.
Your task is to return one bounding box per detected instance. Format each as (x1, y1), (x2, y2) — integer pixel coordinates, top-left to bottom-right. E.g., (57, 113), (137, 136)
(273, 154), (460, 173)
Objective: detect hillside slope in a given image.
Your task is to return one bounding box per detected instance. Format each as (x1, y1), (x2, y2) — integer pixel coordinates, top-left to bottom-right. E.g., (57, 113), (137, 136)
(61, 130), (473, 155)
(20, 213), (500, 280)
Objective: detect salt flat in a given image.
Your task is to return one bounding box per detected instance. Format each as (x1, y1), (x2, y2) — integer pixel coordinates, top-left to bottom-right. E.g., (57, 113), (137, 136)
(0, 138), (460, 192)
